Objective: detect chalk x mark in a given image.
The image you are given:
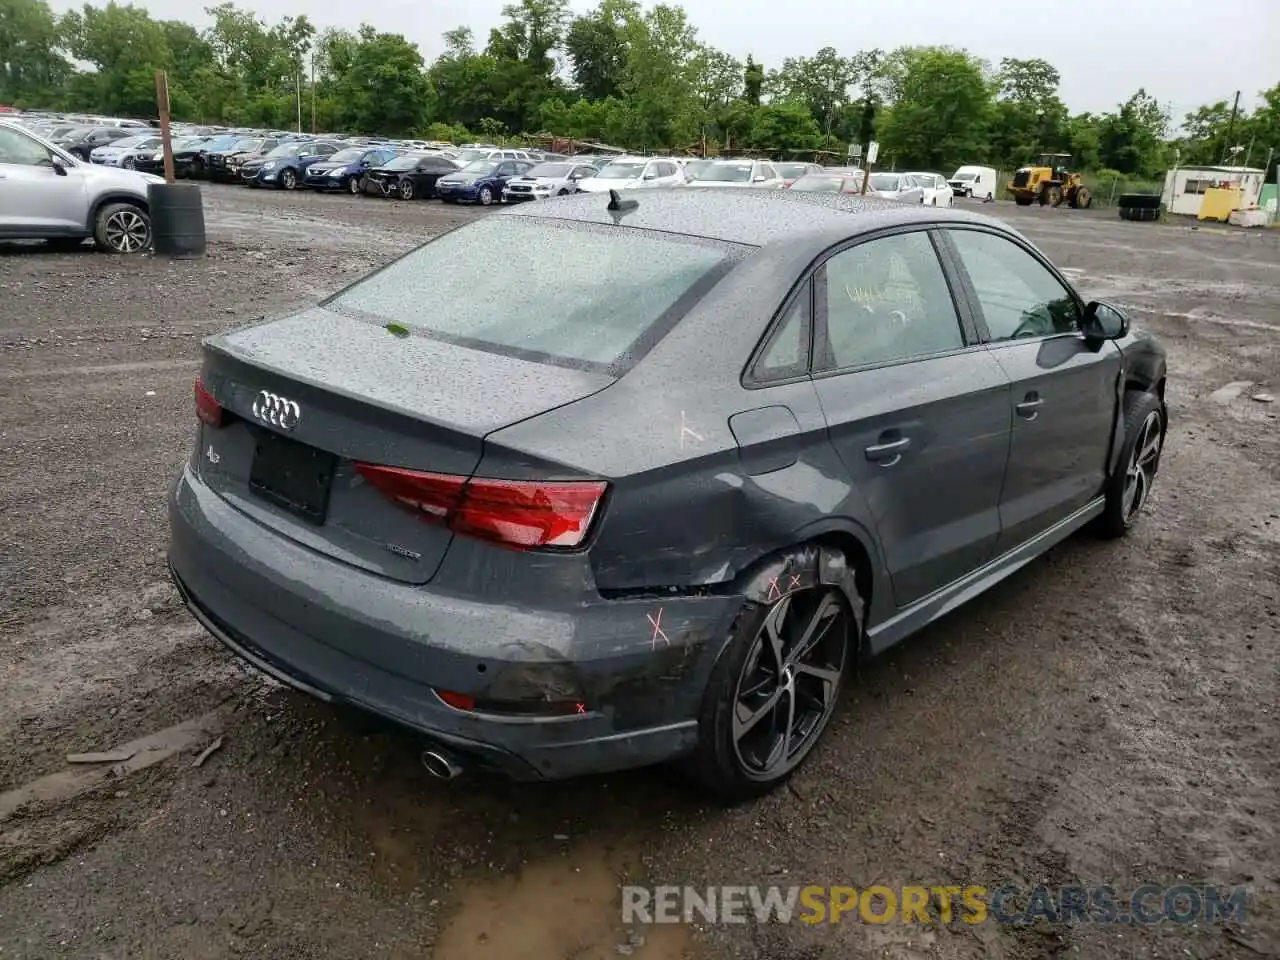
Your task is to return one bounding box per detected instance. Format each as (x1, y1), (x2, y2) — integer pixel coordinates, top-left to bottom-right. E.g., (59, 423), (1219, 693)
(679, 411), (704, 449)
(788, 574), (802, 591)
(766, 576), (783, 602)
(647, 608), (671, 649)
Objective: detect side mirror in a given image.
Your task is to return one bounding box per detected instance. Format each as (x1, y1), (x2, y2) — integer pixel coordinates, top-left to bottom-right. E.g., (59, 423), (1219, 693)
(51, 157), (68, 176)
(1081, 300), (1129, 342)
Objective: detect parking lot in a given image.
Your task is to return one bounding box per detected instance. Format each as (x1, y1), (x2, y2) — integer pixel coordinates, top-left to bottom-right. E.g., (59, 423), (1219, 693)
(1, 185), (1278, 960)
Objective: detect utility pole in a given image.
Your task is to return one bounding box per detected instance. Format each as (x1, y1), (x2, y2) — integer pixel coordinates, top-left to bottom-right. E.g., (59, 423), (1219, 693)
(1221, 90), (1240, 165)
(295, 70), (302, 132)
(310, 51), (317, 133)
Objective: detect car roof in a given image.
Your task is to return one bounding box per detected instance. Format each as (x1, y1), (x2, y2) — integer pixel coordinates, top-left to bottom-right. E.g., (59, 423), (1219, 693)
(502, 188), (1013, 248)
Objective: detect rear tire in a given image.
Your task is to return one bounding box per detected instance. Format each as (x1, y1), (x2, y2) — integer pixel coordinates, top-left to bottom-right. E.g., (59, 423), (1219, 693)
(1096, 390), (1165, 539)
(280, 168), (297, 190)
(686, 581), (859, 802)
(346, 176), (360, 195)
(399, 179), (415, 201)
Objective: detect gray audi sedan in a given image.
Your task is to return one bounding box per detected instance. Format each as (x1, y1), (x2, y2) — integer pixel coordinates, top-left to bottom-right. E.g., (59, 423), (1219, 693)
(168, 190), (1167, 800)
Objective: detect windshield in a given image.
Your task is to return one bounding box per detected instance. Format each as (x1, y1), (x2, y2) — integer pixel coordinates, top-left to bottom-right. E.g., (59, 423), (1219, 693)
(683, 160), (713, 179)
(325, 217), (737, 370)
(695, 163), (754, 182)
(596, 161), (646, 179)
(952, 171), (976, 181)
(789, 175), (848, 193)
(113, 135), (155, 149)
(380, 156), (420, 171)
(267, 142), (307, 157)
(59, 126), (94, 140)
(528, 162), (572, 178)
(327, 148), (363, 163)
(229, 138), (263, 153)
(458, 160), (499, 176)
(200, 135), (239, 151)
(869, 173), (900, 191)
(774, 163), (810, 179)
(455, 149), (491, 164)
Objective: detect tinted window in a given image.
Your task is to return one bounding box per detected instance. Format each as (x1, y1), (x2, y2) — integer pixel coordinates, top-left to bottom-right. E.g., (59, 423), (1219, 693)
(755, 289), (810, 380)
(529, 162), (572, 177)
(697, 163), (753, 183)
(312, 143), (338, 156)
(821, 231), (964, 368)
(597, 160), (646, 179)
(758, 164), (777, 180)
(326, 217), (738, 370)
(774, 163), (809, 179)
(948, 230), (1080, 340)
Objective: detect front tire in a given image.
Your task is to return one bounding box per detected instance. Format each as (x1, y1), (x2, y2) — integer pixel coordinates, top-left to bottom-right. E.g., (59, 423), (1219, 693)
(687, 583), (858, 801)
(346, 176), (360, 195)
(478, 186), (494, 206)
(280, 168), (297, 190)
(93, 202), (151, 254)
(1097, 390), (1165, 538)
(399, 179), (415, 201)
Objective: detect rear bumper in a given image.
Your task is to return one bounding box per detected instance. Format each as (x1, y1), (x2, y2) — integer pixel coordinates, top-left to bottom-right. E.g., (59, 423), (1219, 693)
(167, 466), (742, 780)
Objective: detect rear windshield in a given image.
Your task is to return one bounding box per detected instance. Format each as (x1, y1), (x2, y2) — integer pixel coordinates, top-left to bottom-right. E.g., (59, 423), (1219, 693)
(789, 175), (846, 192)
(324, 217), (740, 372)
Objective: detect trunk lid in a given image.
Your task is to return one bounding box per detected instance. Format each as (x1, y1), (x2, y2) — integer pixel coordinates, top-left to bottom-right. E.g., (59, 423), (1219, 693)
(196, 305), (614, 584)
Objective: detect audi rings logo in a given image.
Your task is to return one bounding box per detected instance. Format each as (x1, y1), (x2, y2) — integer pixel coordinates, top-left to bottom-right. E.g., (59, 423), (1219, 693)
(252, 390), (301, 430)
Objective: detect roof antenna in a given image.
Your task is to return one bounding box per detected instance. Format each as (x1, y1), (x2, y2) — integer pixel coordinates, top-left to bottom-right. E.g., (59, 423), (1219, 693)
(607, 188), (639, 223)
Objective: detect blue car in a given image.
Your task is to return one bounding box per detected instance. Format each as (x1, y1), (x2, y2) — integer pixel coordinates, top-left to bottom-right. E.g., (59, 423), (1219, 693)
(435, 159), (536, 205)
(240, 140), (343, 189)
(302, 146), (397, 194)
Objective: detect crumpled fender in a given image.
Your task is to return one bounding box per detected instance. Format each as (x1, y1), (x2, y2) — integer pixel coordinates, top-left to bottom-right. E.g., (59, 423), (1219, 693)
(736, 543), (865, 628)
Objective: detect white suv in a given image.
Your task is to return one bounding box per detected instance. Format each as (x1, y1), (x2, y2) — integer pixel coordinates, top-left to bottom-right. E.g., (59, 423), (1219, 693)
(578, 156), (686, 192)
(0, 119), (163, 253)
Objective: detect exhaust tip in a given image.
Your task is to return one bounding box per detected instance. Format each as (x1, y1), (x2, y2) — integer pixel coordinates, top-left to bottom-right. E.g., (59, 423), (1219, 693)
(421, 748), (463, 780)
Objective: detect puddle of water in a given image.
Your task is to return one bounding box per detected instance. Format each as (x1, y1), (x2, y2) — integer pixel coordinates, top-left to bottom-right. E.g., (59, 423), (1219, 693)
(432, 844), (693, 960)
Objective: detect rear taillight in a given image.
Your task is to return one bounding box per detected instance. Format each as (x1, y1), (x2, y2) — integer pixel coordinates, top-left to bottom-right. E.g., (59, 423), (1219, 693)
(354, 463), (606, 551)
(194, 376), (223, 427)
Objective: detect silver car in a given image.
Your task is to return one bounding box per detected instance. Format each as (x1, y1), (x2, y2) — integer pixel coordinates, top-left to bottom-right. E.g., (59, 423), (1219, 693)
(867, 172), (926, 204)
(0, 120), (161, 253)
(501, 161), (598, 202)
(90, 133), (163, 169)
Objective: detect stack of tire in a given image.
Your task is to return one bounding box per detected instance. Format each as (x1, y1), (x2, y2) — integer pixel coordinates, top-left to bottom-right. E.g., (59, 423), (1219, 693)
(1118, 193), (1161, 222)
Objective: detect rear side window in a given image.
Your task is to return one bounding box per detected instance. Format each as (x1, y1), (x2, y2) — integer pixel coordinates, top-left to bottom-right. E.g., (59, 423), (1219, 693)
(325, 217), (742, 372)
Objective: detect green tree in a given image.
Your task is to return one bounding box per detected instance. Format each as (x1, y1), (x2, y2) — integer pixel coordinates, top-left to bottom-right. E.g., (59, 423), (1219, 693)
(877, 46), (993, 170)
(564, 0), (635, 101)
(1097, 88), (1169, 177)
(59, 2), (171, 115)
(329, 24), (432, 136)
(989, 57), (1069, 169)
(614, 3), (700, 149)
(428, 26), (501, 129)
(0, 0), (70, 106)
(767, 46), (853, 143)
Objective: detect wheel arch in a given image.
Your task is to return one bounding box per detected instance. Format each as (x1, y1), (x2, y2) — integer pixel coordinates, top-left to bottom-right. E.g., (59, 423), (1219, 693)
(86, 192), (149, 233)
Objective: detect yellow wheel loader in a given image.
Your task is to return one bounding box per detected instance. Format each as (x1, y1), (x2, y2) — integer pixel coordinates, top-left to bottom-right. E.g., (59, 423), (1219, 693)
(1007, 153), (1092, 209)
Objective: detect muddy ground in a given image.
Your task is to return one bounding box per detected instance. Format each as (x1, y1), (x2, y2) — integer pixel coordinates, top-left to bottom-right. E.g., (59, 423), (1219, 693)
(1, 186), (1277, 960)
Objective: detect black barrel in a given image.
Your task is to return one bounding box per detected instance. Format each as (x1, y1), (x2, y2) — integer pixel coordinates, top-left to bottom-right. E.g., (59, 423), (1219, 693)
(148, 182), (207, 258)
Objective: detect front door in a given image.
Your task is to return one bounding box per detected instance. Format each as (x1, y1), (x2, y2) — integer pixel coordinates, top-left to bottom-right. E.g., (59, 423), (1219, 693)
(0, 126), (84, 235)
(809, 228), (1013, 607)
(942, 226), (1120, 553)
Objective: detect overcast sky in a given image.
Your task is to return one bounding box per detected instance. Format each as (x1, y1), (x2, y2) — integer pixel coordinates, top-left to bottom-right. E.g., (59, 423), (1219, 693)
(50, 0), (1277, 119)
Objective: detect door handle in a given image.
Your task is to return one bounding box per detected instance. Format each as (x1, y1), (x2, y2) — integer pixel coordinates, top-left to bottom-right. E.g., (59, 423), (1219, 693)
(1015, 394), (1043, 420)
(865, 436), (911, 466)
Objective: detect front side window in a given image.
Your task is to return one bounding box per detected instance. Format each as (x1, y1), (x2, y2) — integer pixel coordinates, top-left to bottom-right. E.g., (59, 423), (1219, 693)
(947, 230), (1080, 340)
(0, 127), (53, 166)
(821, 231), (964, 369)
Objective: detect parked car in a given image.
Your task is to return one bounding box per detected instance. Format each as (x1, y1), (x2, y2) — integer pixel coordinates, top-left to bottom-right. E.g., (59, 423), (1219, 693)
(773, 162), (825, 186)
(89, 134), (162, 169)
(682, 159), (716, 181)
(906, 172), (954, 207)
(867, 172), (926, 204)
(435, 158), (535, 205)
(578, 156), (685, 192)
(168, 190), (1167, 799)
(303, 146), (397, 194)
(452, 147), (536, 166)
(501, 161), (598, 202)
(0, 119), (160, 253)
(787, 170), (866, 193)
(684, 159), (786, 189)
(133, 135), (215, 178)
(948, 165), (999, 201)
(361, 153), (460, 200)
(241, 140), (341, 189)
(54, 126), (132, 161)
(206, 137), (281, 183)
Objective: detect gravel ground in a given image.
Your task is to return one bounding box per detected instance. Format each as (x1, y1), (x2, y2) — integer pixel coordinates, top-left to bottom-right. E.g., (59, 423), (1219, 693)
(0, 185), (1277, 960)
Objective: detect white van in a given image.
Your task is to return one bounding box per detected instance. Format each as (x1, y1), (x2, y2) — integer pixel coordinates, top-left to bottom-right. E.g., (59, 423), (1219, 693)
(948, 165), (998, 201)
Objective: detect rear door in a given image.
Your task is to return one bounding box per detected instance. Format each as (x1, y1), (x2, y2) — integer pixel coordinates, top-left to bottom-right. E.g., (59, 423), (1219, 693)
(810, 228), (1012, 607)
(939, 226), (1119, 553)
